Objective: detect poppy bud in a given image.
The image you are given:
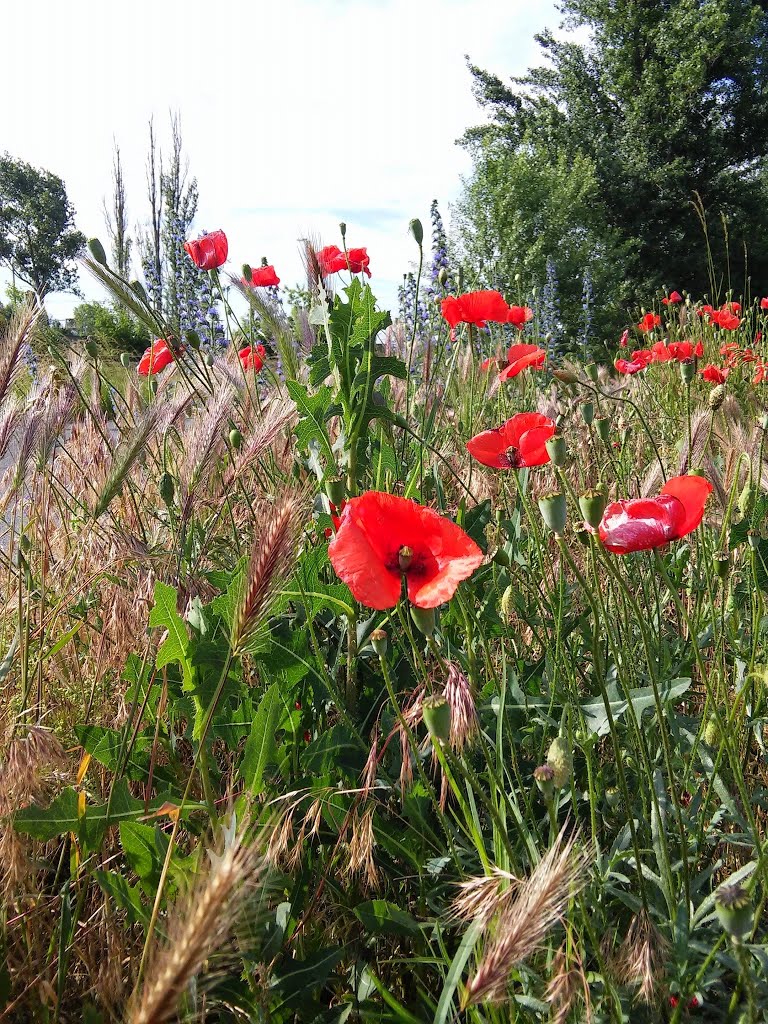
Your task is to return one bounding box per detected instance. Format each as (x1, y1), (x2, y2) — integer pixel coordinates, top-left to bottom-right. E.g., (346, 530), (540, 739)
(547, 736), (573, 789)
(738, 481), (755, 517)
(715, 882), (753, 942)
(551, 368), (579, 384)
(585, 362), (599, 383)
(713, 551), (730, 580)
(186, 330), (201, 351)
(205, 353), (215, 367)
(605, 786), (620, 809)
(500, 584), (514, 618)
(760, 412), (768, 431)
(229, 428), (243, 449)
(370, 628), (388, 657)
(339, 222), (347, 239)
(708, 384), (726, 411)
(538, 492), (567, 536)
(242, 264), (252, 281)
(492, 546), (510, 567)
(85, 339), (98, 359)
(324, 476), (346, 508)
(411, 604), (436, 636)
(409, 218), (424, 246)
(578, 489), (607, 530)
(533, 764), (555, 801)
(120, 352), (132, 368)
(680, 360), (696, 384)
(545, 434), (567, 467)
(595, 417), (611, 442)
(703, 716), (721, 746)
(131, 280), (149, 304)
(581, 401), (595, 425)
(748, 529), (760, 551)
(437, 267), (449, 288)
(422, 694), (451, 744)
(158, 472), (175, 505)
(87, 238), (108, 266)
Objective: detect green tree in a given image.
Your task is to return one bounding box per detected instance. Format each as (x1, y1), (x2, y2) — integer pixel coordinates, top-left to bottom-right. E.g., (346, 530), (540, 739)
(72, 300), (149, 357)
(461, 0), (768, 328)
(0, 155), (85, 299)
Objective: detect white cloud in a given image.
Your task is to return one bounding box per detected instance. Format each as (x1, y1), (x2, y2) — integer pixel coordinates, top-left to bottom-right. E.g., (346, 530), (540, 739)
(1, 0), (558, 320)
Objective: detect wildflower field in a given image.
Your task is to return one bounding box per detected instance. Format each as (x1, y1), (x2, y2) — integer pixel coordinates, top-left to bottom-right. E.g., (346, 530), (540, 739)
(2, 219), (768, 1024)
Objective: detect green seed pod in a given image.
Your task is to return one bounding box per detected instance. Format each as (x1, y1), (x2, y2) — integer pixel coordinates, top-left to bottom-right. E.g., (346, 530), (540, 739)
(229, 428), (243, 450)
(585, 362), (599, 383)
(437, 267), (449, 288)
(547, 736), (573, 789)
(324, 476), (346, 508)
(87, 238), (108, 266)
(186, 330), (201, 351)
(578, 489), (607, 531)
(713, 551), (730, 581)
(581, 401), (595, 426)
(158, 472), (175, 505)
(715, 883), (753, 942)
(409, 218), (424, 246)
(708, 384), (726, 411)
(370, 628), (388, 657)
(545, 434), (567, 467)
(533, 764), (555, 801)
(204, 352), (215, 367)
(680, 360), (696, 384)
(85, 339), (98, 359)
(422, 694), (451, 744)
(595, 417), (611, 442)
(339, 221), (347, 239)
(605, 786), (620, 809)
(538, 492), (567, 536)
(411, 604), (436, 636)
(703, 716), (720, 747)
(120, 352), (132, 369)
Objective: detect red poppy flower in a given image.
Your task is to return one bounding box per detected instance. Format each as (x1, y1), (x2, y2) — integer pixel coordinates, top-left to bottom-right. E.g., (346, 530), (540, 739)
(238, 343), (267, 371)
(662, 290), (683, 305)
(668, 340), (703, 361)
(317, 244), (347, 276)
(761, 297), (768, 311)
(441, 291), (511, 336)
(466, 412), (556, 469)
(324, 500), (347, 538)
(723, 301), (741, 314)
(245, 265), (280, 287)
(619, 329), (629, 348)
(498, 342), (546, 380)
(183, 229), (228, 271)
(637, 312), (661, 333)
(615, 357), (647, 374)
(507, 305), (534, 329)
(697, 304), (714, 318)
(138, 339), (176, 376)
(709, 309), (741, 330)
(328, 491), (483, 610)
(598, 475), (712, 554)
(649, 341), (673, 362)
(754, 361), (768, 385)
(701, 364), (728, 384)
(345, 247), (372, 277)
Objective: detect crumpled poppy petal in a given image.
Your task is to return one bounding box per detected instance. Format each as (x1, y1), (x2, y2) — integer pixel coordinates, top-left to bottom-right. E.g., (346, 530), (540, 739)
(659, 475), (713, 539)
(599, 495), (685, 554)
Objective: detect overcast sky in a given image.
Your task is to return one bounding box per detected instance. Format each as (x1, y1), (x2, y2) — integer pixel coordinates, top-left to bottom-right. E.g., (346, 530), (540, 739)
(2, 0), (559, 320)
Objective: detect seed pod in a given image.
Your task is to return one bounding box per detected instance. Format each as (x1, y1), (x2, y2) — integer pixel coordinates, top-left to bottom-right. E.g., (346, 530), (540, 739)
(324, 476), (345, 508)
(545, 434), (567, 467)
(581, 401), (595, 425)
(422, 694), (451, 744)
(715, 883), (753, 942)
(339, 221), (347, 239)
(411, 604), (436, 636)
(585, 362), (599, 383)
(680, 360), (696, 384)
(370, 628), (388, 657)
(538, 492), (567, 536)
(578, 490), (607, 531)
(595, 417), (610, 442)
(547, 736), (573, 789)
(229, 428), (243, 450)
(605, 786), (620, 809)
(713, 551), (730, 581)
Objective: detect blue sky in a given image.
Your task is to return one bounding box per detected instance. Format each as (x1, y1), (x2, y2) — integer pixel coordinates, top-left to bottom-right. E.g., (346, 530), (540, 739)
(1, 0), (560, 320)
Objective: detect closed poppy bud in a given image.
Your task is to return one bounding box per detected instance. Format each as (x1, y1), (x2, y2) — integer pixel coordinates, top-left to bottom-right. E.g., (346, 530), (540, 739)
(581, 401), (595, 425)
(339, 221), (347, 239)
(492, 546), (511, 567)
(186, 330), (201, 350)
(703, 716), (721, 746)
(204, 352), (215, 367)
(680, 361), (696, 384)
(438, 267), (450, 287)
(533, 764), (555, 801)
(547, 736), (573, 789)
(370, 628), (388, 657)
(715, 883), (753, 942)
(500, 584), (514, 618)
(229, 428), (242, 449)
(324, 476), (346, 508)
(422, 694), (451, 744)
(409, 218), (424, 246)
(709, 384), (726, 410)
(545, 434), (567, 467)
(595, 417), (610, 442)
(158, 472), (175, 505)
(605, 786), (620, 809)
(713, 551), (730, 580)
(411, 604), (436, 636)
(88, 238), (108, 266)
(85, 339), (98, 359)
(539, 492), (567, 536)
(579, 489), (607, 530)
(242, 263), (252, 281)
(120, 352), (131, 368)
(760, 413), (768, 431)
(585, 362), (599, 382)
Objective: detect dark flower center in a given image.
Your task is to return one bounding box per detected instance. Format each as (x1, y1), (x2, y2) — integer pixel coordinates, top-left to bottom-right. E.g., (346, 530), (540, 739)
(504, 446), (522, 469)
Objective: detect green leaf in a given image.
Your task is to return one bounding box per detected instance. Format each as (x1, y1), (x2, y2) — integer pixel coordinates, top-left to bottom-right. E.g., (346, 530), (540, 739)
(241, 683), (283, 794)
(286, 381), (335, 464)
(271, 946), (345, 1008)
(303, 724), (366, 779)
(354, 900), (420, 936)
(148, 581), (191, 686)
(581, 677), (692, 737)
(75, 725), (151, 780)
(119, 820), (169, 889)
(93, 868), (149, 928)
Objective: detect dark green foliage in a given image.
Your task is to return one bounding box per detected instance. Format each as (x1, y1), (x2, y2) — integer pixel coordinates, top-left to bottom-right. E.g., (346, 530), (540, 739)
(72, 300), (149, 356)
(0, 154), (85, 297)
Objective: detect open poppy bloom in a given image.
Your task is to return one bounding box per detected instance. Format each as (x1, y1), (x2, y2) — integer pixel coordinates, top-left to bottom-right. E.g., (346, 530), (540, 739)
(662, 291), (683, 305)
(245, 265), (280, 287)
(668, 340), (703, 361)
(183, 229), (228, 271)
(761, 297), (768, 311)
(138, 339), (176, 375)
(709, 308), (741, 330)
(598, 475), (712, 554)
(498, 342), (546, 380)
(345, 247), (372, 277)
(649, 341), (673, 362)
(441, 290), (511, 338)
(507, 305), (534, 329)
(328, 491), (483, 610)
(615, 356), (647, 374)
(466, 412), (556, 468)
(317, 244), (371, 277)
(701, 363), (728, 384)
(238, 343), (267, 371)
(637, 312), (661, 333)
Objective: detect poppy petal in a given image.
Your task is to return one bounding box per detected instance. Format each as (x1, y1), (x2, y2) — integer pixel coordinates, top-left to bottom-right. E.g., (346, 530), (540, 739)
(598, 495), (685, 554)
(659, 475), (713, 539)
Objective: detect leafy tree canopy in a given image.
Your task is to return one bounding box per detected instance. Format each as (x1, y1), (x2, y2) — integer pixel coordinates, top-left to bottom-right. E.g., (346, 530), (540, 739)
(0, 154), (85, 298)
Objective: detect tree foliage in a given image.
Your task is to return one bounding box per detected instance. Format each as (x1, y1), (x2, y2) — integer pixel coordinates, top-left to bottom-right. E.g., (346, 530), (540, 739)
(459, 0), (768, 339)
(0, 154), (85, 298)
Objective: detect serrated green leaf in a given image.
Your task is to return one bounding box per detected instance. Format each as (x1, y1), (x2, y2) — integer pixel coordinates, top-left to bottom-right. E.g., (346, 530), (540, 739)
(94, 869), (149, 928)
(242, 683), (283, 794)
(148, 581), (191, 686)
(354, 900), (420, 936)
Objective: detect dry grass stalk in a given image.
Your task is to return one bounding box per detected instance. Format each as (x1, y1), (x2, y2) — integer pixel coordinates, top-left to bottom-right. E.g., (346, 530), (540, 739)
(463, 828), (590, 1007)
(443, 663), (478, 752)
(127, 822), (264, 1024)
(613, 908), (669, 1005)
(451, 868), (519, 927)
(545, 942), (592, 1024)
(345, 804), (378, 890)
(0, 298), (41, 412)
